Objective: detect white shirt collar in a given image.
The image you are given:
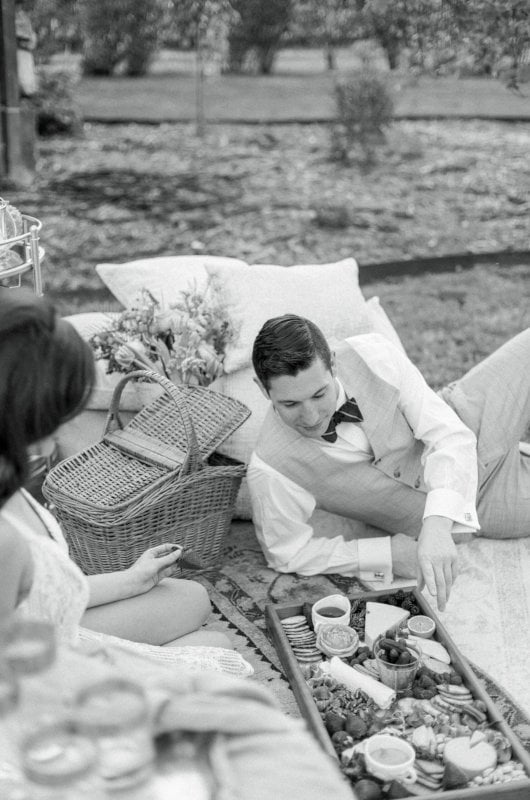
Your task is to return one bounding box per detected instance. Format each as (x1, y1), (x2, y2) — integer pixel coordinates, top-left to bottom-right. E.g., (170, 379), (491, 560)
(334, 377), (347, 410)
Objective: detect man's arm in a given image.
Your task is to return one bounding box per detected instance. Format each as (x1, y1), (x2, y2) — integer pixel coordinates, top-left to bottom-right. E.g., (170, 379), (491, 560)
(247, 454), (395, 580)
(361, 338), (478, 609)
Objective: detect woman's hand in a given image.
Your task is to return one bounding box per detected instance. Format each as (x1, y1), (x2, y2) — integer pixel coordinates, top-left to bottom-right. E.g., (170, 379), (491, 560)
(127, 544), (183, 596)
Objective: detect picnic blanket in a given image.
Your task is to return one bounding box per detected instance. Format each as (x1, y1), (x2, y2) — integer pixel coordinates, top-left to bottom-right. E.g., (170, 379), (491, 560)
(196, 520), (530, 749)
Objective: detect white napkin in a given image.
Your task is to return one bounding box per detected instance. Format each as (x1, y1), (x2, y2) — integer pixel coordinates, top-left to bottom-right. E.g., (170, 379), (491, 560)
(328, 656), (396, 709)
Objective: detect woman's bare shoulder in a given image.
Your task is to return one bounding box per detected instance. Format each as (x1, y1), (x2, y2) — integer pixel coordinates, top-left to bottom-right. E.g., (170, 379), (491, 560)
(0, 513), (31, 563)
(0, 511), (34, 612)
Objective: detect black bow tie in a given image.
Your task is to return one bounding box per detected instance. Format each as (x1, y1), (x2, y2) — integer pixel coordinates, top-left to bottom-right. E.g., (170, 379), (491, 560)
(321, 397), (363, 442)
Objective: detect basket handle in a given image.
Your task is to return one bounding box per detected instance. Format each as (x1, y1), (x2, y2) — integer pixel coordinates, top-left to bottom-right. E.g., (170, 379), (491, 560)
(103, 369), (201, 474)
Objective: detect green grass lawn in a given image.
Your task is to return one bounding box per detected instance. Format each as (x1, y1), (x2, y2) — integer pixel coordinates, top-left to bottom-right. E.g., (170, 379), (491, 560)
(75, 72), (530, 124)
(55, 46), (530, 123)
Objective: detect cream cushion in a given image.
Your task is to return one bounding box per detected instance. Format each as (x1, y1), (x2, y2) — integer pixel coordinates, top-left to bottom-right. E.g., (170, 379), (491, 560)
(205, 258), (372, 374)
(96, 255), (248, 308)
(363, 295), (405, 353)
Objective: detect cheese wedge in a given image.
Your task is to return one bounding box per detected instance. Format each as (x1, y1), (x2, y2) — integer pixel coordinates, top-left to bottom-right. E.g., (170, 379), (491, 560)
(364, 602), (410, 648)
(408, 635), (451, 664)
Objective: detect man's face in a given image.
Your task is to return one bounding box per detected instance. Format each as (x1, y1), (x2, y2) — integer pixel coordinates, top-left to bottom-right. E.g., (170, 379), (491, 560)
(261, 356), (338, 439)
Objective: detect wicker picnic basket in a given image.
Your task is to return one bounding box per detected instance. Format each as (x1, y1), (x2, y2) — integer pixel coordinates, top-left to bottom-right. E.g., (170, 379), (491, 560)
(43, 370), (250, 575)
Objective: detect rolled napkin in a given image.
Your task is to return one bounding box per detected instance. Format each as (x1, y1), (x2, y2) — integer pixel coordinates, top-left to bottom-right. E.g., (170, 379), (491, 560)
(328, 656), (396, 709)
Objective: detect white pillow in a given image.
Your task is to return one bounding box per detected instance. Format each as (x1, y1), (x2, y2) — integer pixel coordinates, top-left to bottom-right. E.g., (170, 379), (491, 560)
(63, 311), (120, 339)
(96, 255), (248, 308)
(364, 296), (406, 353)
(205, 258), (371, 374)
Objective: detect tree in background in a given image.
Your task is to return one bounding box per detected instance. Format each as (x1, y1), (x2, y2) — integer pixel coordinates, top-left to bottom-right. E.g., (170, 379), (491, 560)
(78, 0), (164, 76)
(226, 0), (294, 74)
(168, 0), (236, 135)
(27, 0), (81, 63)
(360, 0), (453, 71)
(359, 0), (528, 84)
(447, 0), (529, 88)
(290, 0), (362, 70)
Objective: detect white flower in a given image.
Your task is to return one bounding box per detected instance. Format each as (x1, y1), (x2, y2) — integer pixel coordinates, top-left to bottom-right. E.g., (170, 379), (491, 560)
(114, 344), (136, 369)
(88, 280), (233, 386)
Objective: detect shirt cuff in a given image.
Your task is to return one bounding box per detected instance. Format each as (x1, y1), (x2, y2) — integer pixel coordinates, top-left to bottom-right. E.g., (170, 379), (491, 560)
(423, 488), (479, 529)
(358, 537), (393, 585)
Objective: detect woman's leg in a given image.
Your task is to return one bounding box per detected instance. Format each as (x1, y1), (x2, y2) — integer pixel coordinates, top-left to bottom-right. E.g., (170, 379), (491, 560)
(163, 629), (233, 648)
(81, 578), (230, 646)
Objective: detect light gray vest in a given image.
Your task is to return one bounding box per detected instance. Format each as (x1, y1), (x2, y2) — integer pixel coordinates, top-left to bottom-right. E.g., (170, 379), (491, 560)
(255, 336), (428, 535)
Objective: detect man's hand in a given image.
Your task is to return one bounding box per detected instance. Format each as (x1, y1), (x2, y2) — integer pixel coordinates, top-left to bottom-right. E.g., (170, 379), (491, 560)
(390, 533), (418, 579)
(417, 517), (458, 611)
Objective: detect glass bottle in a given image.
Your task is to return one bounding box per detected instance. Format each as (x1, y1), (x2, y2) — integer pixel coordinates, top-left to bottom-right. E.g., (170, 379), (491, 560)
(150, 730), (214, 800)
(20, 721), (102, 800)
(0, 659), (30, 800)
(3, 620), (64, 738)
(72, 677), (156, 793)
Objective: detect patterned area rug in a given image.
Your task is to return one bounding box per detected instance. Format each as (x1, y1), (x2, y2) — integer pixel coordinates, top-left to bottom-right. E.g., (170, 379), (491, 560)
(196, 521), (530, 754)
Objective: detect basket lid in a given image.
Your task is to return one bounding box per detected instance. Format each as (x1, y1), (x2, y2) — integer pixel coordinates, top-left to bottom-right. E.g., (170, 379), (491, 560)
(124, 381), (250, 461)
(42, 373), (251, 512)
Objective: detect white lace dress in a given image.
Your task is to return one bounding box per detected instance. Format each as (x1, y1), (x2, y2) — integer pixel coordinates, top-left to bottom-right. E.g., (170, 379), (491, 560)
(1, 490), (253, 678)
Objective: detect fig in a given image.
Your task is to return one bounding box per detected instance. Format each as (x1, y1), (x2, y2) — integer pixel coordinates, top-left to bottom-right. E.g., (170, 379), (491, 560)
(313, 686), (332, 701)
(325, 710), (345, 734)
(353, 778), (383, 800)
(367, 720), (385, 736)
(343, 762), (364, 781)
(331, 731), (354, 753)
(356, 651), (369, 663)
(344, 714), (368, 739)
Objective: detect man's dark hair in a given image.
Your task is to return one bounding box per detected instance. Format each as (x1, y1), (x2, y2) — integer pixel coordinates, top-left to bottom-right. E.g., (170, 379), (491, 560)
(0, 289), (95, 506)
(252, 314), (332, 391)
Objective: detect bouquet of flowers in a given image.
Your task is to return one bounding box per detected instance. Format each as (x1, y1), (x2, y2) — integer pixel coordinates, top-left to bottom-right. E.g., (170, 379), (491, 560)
(89, 282), (235, 387)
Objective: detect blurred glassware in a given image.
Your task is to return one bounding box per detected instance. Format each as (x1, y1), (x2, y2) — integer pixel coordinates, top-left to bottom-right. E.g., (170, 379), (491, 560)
(72, 677), (155, 793)
(21, 721), (102, 799)
(3, 619), (66, 737)
(0, 658), (27, 797)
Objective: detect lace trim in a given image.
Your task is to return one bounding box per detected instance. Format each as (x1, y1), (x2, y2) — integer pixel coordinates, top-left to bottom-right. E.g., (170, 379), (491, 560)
(78, 627), (254, 677)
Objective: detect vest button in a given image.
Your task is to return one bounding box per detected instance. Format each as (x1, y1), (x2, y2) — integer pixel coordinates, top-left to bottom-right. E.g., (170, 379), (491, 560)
(393, 468), (401, 478)
(414, 477), (421, 488)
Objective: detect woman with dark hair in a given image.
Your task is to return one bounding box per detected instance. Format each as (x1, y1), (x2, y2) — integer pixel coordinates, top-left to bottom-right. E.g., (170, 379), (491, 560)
(0, 289), (252, 676)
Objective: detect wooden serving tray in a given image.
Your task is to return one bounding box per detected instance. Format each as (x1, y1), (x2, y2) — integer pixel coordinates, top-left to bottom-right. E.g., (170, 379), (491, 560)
(265, 586), (530, 800)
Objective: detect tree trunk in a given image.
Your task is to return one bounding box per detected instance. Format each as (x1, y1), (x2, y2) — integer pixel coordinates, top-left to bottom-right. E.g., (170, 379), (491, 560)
(0, 0), (34, 185)
(195, 27), (205, 137)
(384, 39), (400, 70)
(258, 44), (277, 75)
(324, 42), (336, 71)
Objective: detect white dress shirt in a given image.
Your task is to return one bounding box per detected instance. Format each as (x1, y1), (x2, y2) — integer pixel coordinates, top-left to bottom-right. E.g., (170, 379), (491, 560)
(248, 337), (479, 580)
